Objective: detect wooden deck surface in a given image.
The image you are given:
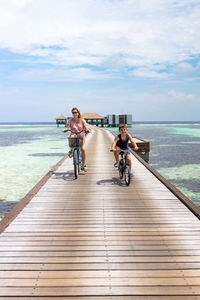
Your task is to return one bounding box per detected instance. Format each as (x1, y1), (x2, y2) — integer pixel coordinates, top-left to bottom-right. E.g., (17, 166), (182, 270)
(0, 127), (200, 299)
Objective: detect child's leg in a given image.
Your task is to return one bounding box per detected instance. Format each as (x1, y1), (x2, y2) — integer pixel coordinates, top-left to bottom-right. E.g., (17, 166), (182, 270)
(114, 146), (120, 163)
(126, 154), (132, 172)
(114, 151), (119, 163)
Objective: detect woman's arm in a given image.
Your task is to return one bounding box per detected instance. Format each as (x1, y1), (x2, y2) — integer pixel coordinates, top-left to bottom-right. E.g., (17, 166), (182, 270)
(82, 119), (91, 133)
(62, 123), (70, 132)
(85, 124), (91, 133)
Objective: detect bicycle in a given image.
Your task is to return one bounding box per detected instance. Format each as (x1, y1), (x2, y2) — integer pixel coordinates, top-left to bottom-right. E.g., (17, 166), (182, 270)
(110, 149), (131, 186)
(67, 130), (84, 179)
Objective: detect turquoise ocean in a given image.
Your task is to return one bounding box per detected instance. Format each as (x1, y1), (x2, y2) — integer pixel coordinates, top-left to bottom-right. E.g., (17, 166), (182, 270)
(0, 122), (200, 218)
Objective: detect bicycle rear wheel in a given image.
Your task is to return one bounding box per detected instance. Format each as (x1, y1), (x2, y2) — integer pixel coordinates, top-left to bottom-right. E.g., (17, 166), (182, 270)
(119, 160), (124, 179)
(73, 149), (79, 179)
(124, 165), (131, 186)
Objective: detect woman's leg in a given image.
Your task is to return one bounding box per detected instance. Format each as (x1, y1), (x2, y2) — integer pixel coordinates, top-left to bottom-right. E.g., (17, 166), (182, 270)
(68, 134), (75, 157)
(68, 147), (73, 157)
(81, 138), (87, 171)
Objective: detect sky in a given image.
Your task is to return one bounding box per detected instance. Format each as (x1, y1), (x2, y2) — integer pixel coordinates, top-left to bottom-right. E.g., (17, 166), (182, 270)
(0, 0), (200, 122)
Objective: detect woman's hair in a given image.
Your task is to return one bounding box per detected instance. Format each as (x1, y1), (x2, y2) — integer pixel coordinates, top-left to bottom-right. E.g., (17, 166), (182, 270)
(71, 107), (82, 119)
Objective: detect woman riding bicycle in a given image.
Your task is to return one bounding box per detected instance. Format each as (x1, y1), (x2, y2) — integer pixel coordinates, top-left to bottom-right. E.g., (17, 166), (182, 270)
(111, 124), (138, 176)
(63, 107), (90, 172)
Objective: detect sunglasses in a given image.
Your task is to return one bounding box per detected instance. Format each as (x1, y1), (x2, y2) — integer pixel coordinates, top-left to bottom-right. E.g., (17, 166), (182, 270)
(72, 111), (78, 114)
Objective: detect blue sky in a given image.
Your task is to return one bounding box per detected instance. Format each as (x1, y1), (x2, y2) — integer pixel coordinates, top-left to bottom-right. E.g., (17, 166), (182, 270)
(0, 0), (200, 122)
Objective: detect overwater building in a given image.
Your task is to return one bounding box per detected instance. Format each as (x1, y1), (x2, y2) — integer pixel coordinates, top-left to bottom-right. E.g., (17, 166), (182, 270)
(79, 113), (105, 127)
(106, 114), (132, 127)
(59, 112), (132, 127)
(55, 115), (67, 127)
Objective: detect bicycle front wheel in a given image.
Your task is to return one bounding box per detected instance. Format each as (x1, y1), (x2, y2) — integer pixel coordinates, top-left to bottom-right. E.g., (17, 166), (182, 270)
(77, 149), (81, 173)
(73, 149), (79, 179)
(124, 165), (131, 186)
(119, 160), (124, 179)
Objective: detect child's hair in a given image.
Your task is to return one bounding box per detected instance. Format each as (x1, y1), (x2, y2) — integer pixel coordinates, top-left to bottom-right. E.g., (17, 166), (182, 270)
(71, 107), (82, 119)
(119, 124), (127, 130)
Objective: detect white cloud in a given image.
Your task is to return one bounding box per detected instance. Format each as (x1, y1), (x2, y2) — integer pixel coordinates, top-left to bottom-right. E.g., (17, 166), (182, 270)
(174, 62), (194, 73)
(130, 67), (169, 79)
(12, 66), (117, 81)
(174, 62), (200, 73)
(0, 0), (200, 78)
(167, 90), (200, 101)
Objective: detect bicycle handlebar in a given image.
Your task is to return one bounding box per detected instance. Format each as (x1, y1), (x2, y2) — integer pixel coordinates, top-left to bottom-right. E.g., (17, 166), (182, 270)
(110, 149), (130, 153)
(63, 129), (85, 134)
(110, 148), (138, 153)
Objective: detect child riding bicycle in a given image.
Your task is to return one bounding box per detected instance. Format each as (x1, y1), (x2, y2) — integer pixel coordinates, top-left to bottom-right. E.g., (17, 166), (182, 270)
(111, 124), (138, 176)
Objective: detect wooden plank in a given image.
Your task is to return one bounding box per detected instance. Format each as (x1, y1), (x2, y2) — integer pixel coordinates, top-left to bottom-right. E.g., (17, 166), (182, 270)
(1, 262), (200, 271)
(0, 269), (196, 277)
(0, 286), (200, 296)
(2, 276), (200, 287)
(2, 269), (200, 278)
(11, 218), (199, 224)
(1, 240), (200, 246)
(1, 255), (200, 263)
(5, 225), (200, 232)
(0, 127), (200, 297)
(2, 245), (200, 251)
(2, 233), (200, 239)
(0, 297), (197, 300)
(0, 246), (200, 257)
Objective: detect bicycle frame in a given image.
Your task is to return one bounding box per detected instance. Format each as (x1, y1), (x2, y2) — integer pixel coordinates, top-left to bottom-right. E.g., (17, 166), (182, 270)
(72, 139), (81, 166)
(118, 150), (129, 170)
(67, 130), (84, 179)
(111, 149), (131, 186)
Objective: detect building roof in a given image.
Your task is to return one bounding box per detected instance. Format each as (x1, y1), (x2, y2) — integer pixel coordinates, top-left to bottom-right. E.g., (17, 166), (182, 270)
(56, 115), (67, 120)
(82, 113), (104, 120)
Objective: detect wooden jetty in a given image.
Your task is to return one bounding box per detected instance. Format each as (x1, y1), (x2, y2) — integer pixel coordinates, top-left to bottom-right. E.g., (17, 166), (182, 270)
(129, 137), (150, 162)
(1, 126), (200, 299)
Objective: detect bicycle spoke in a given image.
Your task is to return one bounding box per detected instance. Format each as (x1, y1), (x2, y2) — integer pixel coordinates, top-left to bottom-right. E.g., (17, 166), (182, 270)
(73, 150), (78, 179)
(124, 165), (131, 186)
(119, 160), (124, 179)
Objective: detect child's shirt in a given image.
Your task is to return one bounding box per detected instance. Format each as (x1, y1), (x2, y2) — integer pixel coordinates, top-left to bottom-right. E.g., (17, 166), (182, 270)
(116, 133), (129, 150)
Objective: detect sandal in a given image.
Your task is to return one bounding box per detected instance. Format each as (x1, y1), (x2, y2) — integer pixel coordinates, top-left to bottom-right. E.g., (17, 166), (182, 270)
(81, 165), (88, 172)
(68, 150), (73, 158)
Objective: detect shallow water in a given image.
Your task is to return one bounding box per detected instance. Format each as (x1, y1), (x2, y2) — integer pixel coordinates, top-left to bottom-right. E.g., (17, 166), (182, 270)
(0, 122), (200, 219)
(0, 124), (68, 217)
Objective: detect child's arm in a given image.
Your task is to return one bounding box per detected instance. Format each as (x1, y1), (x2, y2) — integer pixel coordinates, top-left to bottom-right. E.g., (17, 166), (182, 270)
(111, 136), (119, 150)
(128, 134), (139, 151)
